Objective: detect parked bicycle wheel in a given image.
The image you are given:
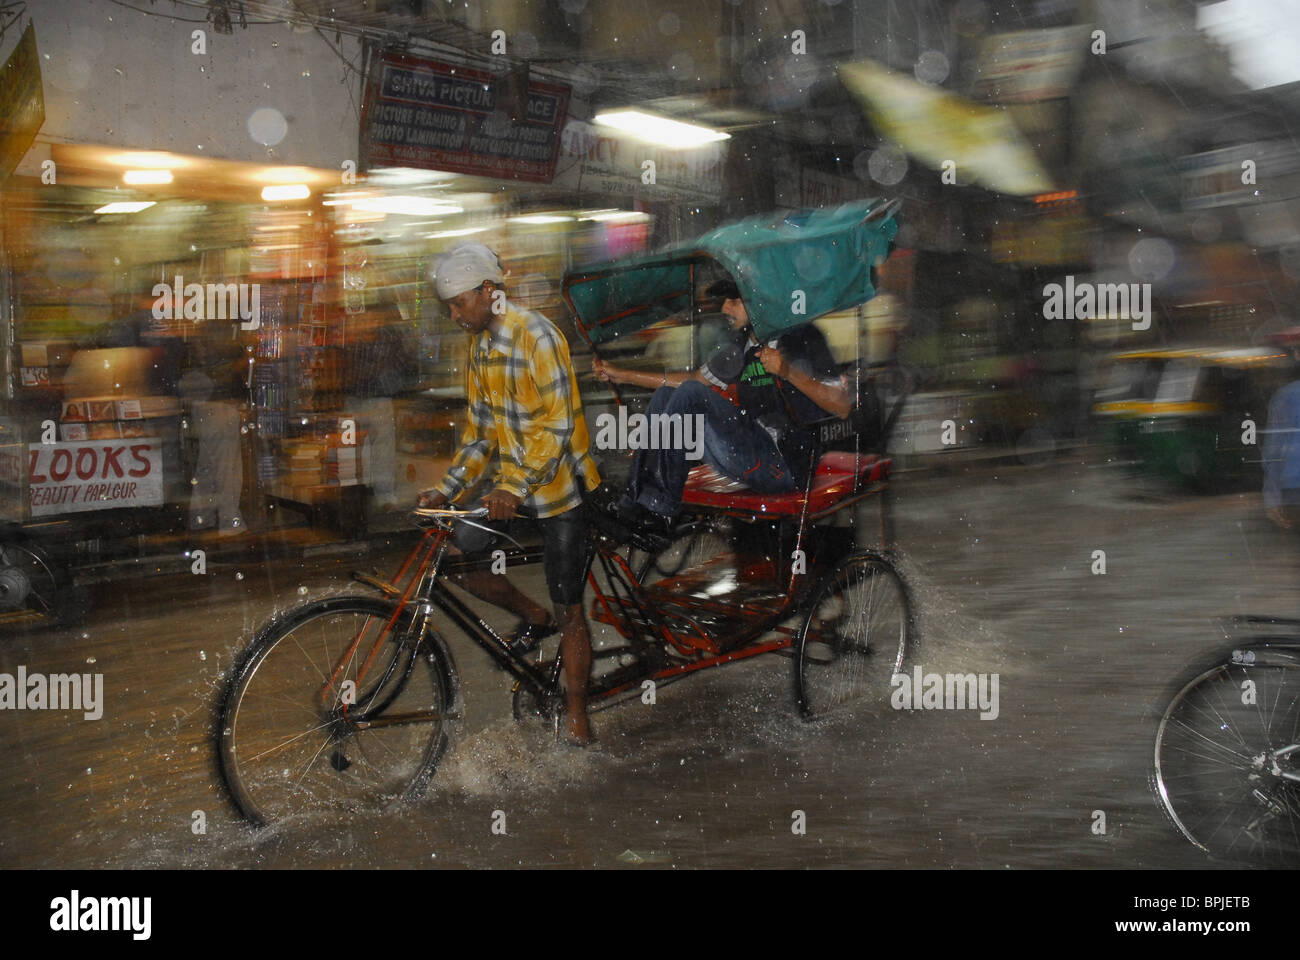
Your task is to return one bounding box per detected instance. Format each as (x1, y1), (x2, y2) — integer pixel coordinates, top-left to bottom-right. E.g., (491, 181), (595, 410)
(1152, 644), (1300, 865)
(219, 595), (457, 826)
(794, 552), (912, 720)
(0, 539), (92, 627)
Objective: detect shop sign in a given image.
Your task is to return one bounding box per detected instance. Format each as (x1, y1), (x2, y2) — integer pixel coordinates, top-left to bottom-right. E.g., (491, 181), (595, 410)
(26, 439), (164, 517)
(360, 50), (569, 183)
(973, 27), (1088, 103)
(1177, 141), (1300, 210)
(0, 24), (44, 180)
(553, 120), (724, 202)
(991, 211), (1091, 266)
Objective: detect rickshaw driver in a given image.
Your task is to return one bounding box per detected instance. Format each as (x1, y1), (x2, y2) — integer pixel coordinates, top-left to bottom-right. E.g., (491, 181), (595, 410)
(592, 277), (853, 534)
(417, 243), (602, 745)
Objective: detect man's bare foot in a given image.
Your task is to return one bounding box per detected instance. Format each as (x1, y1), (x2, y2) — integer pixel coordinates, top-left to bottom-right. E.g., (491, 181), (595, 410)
(566, 714), (593, 746)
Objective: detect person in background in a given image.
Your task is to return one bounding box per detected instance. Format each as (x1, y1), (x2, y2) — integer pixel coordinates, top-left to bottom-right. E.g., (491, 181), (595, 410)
(1263, 344), (1300, 530)
(417, 243), (602, 745)
(344, 294), (414, 512)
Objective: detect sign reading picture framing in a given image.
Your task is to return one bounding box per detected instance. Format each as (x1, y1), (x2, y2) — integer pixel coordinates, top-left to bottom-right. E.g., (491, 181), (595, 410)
(359, 50), (570, 183)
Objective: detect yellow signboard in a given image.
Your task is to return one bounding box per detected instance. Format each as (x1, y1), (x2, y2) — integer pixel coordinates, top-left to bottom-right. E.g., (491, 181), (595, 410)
(838, 59), (1053, 197)
(0, 23), (45, 180)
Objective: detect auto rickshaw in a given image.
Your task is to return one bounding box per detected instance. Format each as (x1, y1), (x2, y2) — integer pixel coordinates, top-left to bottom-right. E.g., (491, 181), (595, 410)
(1090, 348), (1188, 460)
(1127, 346), (1291, 490)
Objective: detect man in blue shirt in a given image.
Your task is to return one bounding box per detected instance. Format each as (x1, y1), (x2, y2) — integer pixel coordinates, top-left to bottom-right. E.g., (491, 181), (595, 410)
(1263, 349), (1300, 529)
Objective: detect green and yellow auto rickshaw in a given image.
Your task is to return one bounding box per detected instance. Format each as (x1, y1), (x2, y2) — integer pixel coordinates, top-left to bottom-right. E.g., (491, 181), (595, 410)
(1091, 348), (1189, 459)
(1127, 347), (1291, 489)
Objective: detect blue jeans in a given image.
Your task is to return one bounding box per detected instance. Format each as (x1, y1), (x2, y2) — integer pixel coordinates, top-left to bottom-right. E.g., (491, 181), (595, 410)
(622, 380), (796, 517)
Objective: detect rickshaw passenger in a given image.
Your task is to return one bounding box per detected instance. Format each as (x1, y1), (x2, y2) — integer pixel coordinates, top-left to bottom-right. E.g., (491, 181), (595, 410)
(592, 277), (853, 533)
(417, 243), (601, 745)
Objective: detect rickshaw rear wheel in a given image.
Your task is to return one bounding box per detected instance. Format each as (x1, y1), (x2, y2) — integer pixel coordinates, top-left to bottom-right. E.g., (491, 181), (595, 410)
(794, 552), (912, 721)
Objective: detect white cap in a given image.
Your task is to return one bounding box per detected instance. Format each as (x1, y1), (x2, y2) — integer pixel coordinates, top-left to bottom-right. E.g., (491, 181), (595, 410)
(431, 242), (504, 300)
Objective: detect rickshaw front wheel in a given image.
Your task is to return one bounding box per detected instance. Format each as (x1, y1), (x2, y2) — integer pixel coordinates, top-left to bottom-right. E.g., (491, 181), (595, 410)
(794, 552), (912, 721)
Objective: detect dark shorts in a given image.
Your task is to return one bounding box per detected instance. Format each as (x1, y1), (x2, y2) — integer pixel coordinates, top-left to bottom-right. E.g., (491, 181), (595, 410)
(451, 502), (591, 607)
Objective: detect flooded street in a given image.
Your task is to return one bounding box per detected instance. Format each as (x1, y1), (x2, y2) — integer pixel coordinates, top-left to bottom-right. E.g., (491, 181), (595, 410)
(4, 457), (1293, 869)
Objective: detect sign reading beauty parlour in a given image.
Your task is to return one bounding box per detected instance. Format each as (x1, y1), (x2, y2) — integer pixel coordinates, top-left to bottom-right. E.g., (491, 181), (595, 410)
(27, 439), (164, 516)
(360, 50), (569, 183)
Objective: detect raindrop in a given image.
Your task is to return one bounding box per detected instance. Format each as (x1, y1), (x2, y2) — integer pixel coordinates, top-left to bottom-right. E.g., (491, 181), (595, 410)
(235, 572), (245, 581)
(867, 145), (908, 185)
(1128, 237), (1175, 282)
(199, 651), (207, 661)
(247, 107), (288, 147)
(86, 657), (96, 665)
(914, 51), (950, 85)
(298, 585), (308, 595)
(668, 52), (694, 76)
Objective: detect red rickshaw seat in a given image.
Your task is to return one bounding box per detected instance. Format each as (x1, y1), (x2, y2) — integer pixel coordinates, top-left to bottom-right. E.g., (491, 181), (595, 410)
(680, 450), (889, 516)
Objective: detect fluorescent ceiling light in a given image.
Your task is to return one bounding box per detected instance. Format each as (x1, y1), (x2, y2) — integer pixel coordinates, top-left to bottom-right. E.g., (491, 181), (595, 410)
(257, 166), (321, 184)
(510, 214), (573, 224)
(123, 169), (173, 185)
(425, 226), (489, 239)
(370, 166), (458, 185)
(261, 184), (311, 201)
(94, 201), (156, 214)
(351, 196), (463, 216)
(593, 110), (730, 147)
(579, 210), (648, 222)
(106, 151), (189, 169)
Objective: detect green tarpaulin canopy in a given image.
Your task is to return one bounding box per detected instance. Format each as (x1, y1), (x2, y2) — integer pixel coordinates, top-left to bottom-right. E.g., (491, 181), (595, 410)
(562, 198), (899, 345)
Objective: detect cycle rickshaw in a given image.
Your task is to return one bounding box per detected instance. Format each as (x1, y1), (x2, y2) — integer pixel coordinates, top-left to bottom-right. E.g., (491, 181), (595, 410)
(217, 198), (914, 825)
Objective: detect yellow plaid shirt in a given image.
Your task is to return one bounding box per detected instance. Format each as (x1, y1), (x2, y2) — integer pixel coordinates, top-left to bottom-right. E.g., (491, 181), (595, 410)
(436, 303), (600, 518)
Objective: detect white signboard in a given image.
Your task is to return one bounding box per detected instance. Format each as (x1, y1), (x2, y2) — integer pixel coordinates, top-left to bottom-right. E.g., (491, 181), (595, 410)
(27, 438), (164, 516)
(554, 120), (725, 202)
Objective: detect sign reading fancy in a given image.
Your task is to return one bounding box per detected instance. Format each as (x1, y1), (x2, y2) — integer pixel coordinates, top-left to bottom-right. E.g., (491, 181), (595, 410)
(27, 439), (164, 517)
(359, 51), (569, 183)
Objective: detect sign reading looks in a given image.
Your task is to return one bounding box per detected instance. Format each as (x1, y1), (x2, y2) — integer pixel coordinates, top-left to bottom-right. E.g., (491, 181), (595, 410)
(27, 439), (164, 517)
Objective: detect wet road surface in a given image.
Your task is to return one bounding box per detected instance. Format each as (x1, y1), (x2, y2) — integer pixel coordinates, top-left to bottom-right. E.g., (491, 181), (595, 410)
(3, 458), (1297, 868)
